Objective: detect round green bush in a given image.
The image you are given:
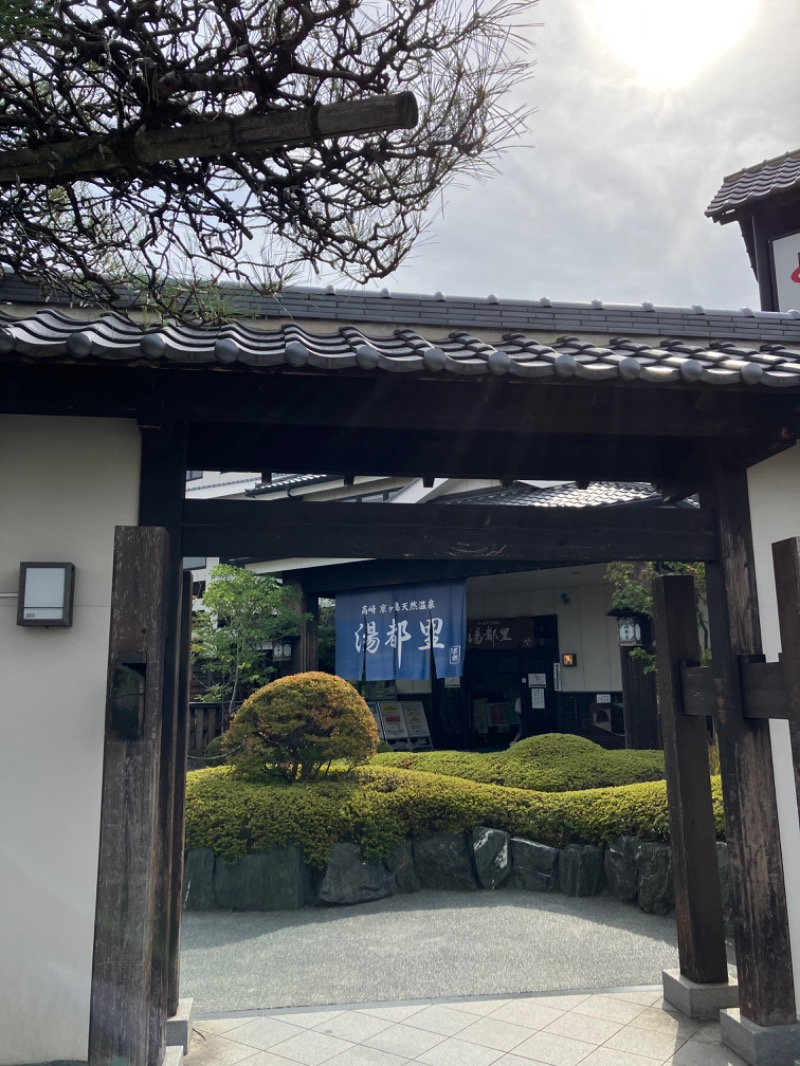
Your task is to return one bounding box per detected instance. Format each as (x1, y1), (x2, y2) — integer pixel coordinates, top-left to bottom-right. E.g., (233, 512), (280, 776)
(223, 671), (378, 781)
(371, 733), (665, 792)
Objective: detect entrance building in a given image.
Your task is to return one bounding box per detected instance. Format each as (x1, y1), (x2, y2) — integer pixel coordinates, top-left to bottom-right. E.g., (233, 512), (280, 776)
(3, 264), (800, 1065)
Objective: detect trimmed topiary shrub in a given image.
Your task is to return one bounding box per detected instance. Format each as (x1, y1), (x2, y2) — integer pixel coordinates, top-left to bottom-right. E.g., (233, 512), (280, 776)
(371, 734), (665, 793)
(223, 671), (378, 781)
(184, 762), (725, 869)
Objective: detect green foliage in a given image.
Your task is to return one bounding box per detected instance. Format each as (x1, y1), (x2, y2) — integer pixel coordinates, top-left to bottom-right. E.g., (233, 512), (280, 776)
(184, 762), (725, 868)
(604, 561), (710, 671)
(371, 734), (665, 792)
(192, 564), (309, 715)
(223, 672), (379, 782)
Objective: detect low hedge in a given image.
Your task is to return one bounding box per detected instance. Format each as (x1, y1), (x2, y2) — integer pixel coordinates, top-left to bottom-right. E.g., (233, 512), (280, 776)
(371, 734), (665, 792)
(185, 762), (724, 869)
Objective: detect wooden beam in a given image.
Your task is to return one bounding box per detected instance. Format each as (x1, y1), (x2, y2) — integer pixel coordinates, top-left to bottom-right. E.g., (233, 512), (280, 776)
(0, 93), (418, 184)
(771, 536), (800, 811)
(702, 465), (796, 1027)
(653, 574), (728, 984)
(182, 498), (718, 564)
(89, 526), (169, 1066)
(681, 660), (789, 720)
(139, 422), (187, 1063)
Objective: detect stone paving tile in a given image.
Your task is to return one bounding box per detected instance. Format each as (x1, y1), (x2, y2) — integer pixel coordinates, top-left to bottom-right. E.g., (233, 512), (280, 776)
(415, 1035), (505, 1066)
(451, 998), (511, 1017)
(185, 1031), (263, 1066)
(233, 1017), (307, 1051)
(189, 986), (732, 1066)
(312, 1013), (393, 1043)
(268, 1029), (355, 1065)
(523, 994), (589, 1012)
(403, 1003), (475, 1036)
(508, 1029), (596, 1066)
(363, 1021), (445, 1058)
(667, 1039), (748, 1066)
(325, 1045), (411, 1066)
(604, 990), (664, 1007)
(602, 1023), (688, 1060)
(278, 1011), (345, 1030)
(195, 1018), (254, 1036)
(356, 1003), (429, 1023)
(627, 1007), (700, 1039)
(581, 1048), (666, 1066)
(492, 1056), (552, 1066)
(489, 1000), (565, 1031)
(457, 1016), (537, 1053)
(571, 995), (646, 1025)
(541, 1010), (622, 1045)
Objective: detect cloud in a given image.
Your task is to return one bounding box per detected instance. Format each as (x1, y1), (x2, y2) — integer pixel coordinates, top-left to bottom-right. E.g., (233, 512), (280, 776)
(373, 0), (799, 310)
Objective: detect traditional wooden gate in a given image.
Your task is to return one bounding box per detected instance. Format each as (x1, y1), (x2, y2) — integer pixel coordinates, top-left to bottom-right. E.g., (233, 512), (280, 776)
(89, 473), (800, 1066)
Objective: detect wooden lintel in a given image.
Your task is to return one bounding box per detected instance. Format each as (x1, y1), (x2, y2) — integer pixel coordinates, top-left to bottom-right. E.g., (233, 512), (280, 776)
(680, 660), (789, 720)
(181, 498), (718, 564)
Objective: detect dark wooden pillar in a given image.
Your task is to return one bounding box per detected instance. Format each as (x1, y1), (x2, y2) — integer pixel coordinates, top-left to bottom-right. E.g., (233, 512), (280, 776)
(139, 421), (187, 1063)
(772, 537), (800, 810)
(89, 527), (169, 1066)
(702, 468), (796, 1027)
(287, 578), (319, 672)
(167, 571), (193, 1016)
(652, 574), (727, 984)
(620, 616), (660, 749)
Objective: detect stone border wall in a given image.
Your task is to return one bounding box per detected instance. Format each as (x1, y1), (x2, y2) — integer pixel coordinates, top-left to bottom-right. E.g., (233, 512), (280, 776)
(184, 830), (730, 919)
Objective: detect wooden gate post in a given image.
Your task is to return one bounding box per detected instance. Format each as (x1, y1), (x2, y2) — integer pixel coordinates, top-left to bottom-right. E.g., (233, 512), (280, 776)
(702, 467), (796, 1027)
(89, 526), (169, 1066)
(652, 574), (728, 986)
(771, 536), (800, 809)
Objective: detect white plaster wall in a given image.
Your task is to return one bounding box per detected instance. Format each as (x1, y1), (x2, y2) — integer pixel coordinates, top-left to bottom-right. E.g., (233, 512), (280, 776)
(748, 443), (800, 1004)
(0, 416), (141, 1065)
(466, 569), (621, 692)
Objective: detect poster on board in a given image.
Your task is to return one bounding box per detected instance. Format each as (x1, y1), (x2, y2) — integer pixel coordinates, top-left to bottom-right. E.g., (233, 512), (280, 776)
(400, 701), (431, 739)
(377, 701), (409, 740)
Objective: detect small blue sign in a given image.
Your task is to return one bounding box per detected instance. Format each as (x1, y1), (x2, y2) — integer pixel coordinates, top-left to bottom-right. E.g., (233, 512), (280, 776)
(335, 580), (466, 681)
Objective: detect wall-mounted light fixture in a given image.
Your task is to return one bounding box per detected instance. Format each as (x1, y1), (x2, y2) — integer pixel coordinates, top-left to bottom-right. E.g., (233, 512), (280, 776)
(17, 563), (75, 627)
(560, 592), (571, 605)
(561, 652), (577, 668)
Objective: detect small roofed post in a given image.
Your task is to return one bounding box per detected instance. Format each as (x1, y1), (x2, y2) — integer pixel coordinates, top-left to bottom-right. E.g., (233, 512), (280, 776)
(706, 149), (800, 312)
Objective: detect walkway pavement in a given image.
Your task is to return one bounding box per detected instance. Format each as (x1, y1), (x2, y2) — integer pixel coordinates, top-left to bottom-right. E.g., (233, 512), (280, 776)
(186, 987), (745, 1066)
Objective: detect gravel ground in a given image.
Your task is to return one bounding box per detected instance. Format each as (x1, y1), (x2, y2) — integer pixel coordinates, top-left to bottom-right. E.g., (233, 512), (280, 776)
(180, 890), (686, 1013)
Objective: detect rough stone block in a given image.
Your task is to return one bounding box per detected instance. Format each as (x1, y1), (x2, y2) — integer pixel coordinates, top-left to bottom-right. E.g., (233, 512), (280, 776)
(472, 828), (511, 890)
(183, 848), (216, 910)
(559, 844), (605, 897)
(636, 842), (674, 915)
(385, 841), (420, 894)
(510, 838), (560, 893)
(720, 1008), (800, 1066)
(662, 970), (738, 1021)
(318, 843), (396, 905)
(214, 846), (316, 910)
(604, 836), (639, 903)
(166, 998), (194, 1053)
(414, 834), (477, 891)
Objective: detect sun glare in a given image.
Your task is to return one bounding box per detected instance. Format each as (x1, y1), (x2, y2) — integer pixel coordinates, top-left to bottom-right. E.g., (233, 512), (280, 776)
(588, 0), (758, 90)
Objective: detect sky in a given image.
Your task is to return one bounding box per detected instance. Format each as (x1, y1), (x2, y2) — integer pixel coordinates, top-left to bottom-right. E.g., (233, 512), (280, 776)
(364, 0), (799, 311)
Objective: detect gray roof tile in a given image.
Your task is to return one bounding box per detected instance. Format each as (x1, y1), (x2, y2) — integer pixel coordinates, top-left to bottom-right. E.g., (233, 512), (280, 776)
(706, 149), (800, 222)
(2, 307), (800, 389)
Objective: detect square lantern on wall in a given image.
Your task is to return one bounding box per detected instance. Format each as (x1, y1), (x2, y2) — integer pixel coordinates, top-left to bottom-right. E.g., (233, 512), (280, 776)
(17, 563), (75, 627)
(561, 652), (578, 668)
